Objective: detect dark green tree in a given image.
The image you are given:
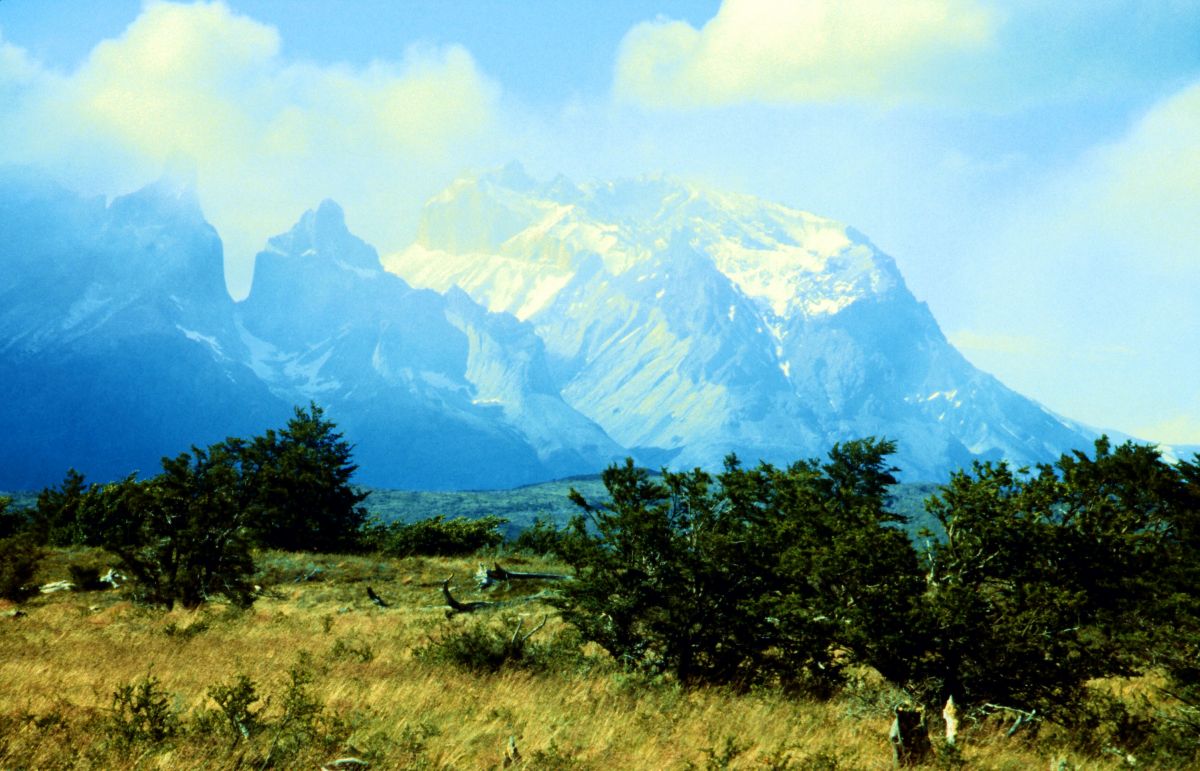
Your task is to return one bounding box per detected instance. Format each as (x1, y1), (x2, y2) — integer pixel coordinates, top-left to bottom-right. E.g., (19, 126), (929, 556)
(913, 438), (1199, 718)
(0, 494), (29, 539)
(32, 468), (103, 546)
(103, 445), (256, 610)
(234, 403), (368, 553)
(366, 514), (508, 557)
(554, 439), (923, 691)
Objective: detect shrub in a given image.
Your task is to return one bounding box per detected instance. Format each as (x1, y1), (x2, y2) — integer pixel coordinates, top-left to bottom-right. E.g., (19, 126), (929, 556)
(107, 674), (180, 748)
(0, 495), (30, 539)
(554, 440), (919, 691)
(510, 515), (569, 556)
(416, 615), (586, 675)
(67, 564), (104, 591)
(205, 674), (261, 745)
(33, 469), (105, 546)
(912, 440), (1200, 718)
(0, 534), (41, 601)
(262, 654), (351, 766)
(103, 447), (256, 610)
(232, 403), (369, 553)
(369, 514), (507, 557)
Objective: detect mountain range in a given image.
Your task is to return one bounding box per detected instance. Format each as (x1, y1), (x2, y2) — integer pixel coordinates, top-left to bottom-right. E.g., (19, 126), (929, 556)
(1, 163), (1106, 490)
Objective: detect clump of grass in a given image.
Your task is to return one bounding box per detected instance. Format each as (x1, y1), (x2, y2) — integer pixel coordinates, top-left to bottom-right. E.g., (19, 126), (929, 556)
(415, 614), (594, 676)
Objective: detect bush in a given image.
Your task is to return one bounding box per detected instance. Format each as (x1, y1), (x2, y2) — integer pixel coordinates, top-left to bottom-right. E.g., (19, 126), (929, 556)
(416, 615), (587, 675)
(107, 674), (181, 748)
(368, 514), (507, 557)
(67, 564), (104, 591)
(205, 673), (261, 745)
(912, 440), (1200, 718)
(33, 469), (105, 546)
(263, 654), (351, 766)
(102, 446), (256, 610)
(0, 534), (41, 601)
(232, 403), (369, 553)
(510, 515), (569, 556)
(554, 441), (918, 691)
(0, 495), (30, 539)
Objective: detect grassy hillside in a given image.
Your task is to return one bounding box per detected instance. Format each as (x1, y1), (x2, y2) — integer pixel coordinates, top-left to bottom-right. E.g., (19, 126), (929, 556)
(0, 546), (1144, 769)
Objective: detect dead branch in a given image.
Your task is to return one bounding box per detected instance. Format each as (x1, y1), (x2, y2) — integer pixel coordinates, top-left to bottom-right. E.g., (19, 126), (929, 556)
(442, 576), (500, 615)
(442, 576), (556, 616)
(476, 562), (572, 590)
(509, 614), (549, 646)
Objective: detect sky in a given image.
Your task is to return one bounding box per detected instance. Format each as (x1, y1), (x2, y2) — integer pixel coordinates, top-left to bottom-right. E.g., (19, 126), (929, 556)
(0, 0), (1197, 445)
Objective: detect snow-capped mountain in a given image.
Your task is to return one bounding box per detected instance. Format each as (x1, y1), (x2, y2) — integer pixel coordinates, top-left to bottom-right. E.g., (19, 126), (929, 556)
(0, 163), (1110, 490)
(0, 172), (621, 490)
(386, 164), (1096, 479)
(236, 200), (622, 488)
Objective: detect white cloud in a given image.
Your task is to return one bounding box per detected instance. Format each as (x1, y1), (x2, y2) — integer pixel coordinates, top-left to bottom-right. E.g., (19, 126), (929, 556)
(1137, 411), (1200, 448)
(0, 1), (499, 296)
(951, 79), (1200, 443)
(614, 0), (995, 108)
(1080, 82), (1200, 270)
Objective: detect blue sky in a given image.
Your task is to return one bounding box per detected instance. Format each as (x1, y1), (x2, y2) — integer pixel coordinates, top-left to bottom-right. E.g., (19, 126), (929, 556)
(1, 0), (1198, 445)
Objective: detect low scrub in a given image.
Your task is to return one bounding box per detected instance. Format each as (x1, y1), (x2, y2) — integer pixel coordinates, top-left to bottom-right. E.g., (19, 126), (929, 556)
(366, 514), (507, 557)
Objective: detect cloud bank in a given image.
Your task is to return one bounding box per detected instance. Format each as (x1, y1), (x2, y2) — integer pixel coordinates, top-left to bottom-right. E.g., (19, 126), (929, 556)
(614, 0), (995, 108)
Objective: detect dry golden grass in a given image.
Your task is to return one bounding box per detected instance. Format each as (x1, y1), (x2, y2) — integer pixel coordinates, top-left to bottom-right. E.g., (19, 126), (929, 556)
(0, 548), (1134, 769)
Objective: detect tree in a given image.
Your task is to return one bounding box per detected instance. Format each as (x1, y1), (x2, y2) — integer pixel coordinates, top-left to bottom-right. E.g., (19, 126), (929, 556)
(554, 439), (924, 691)
(103, 445), (256, 610)
(234, 403), (368, 553)
(913, 438), (1199, 718)
(0, 494), (29, 539)
(32, 468), (103, 546)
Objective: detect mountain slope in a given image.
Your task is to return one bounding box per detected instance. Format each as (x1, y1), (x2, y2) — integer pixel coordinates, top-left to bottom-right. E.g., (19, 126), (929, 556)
(234, 199), (623, 488)
(386, 165), (1095, 479)
(0, 171), (291, 488)
(0, 173), (621, 491)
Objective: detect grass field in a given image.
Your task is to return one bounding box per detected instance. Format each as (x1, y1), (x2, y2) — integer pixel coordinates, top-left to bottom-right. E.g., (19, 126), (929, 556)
(0, 545), (1138, 770)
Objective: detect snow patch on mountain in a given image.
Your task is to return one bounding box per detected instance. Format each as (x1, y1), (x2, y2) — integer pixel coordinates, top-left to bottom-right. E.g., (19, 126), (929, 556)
(384, 165), (1098, 479)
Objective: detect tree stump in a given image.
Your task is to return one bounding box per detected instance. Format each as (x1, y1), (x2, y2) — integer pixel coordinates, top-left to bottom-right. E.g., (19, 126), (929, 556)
(890, 706), (932, 767)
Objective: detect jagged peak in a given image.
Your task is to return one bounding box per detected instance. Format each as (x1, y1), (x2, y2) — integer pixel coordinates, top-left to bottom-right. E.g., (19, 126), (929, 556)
(108, 174), (206, 227)
(263, 198), (379, 272)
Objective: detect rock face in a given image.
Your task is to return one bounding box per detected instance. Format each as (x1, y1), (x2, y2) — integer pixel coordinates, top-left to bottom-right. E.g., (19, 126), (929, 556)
(0, 170), (290, 489)
(235, 199), (622, 488)
(386, 165), (1095, 479)
(0, 172), (620, 490)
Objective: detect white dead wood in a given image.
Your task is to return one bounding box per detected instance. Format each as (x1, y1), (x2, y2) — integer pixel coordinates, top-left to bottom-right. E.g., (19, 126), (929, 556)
(441, 575), (554, 616)
(476, 562), (572, 590)
(942, 695), (959, 747)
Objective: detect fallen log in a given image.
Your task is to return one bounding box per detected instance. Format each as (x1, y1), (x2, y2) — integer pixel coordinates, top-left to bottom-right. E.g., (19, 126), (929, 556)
(476, 562), (572, 590)
(441, 576), (554, 616)
(442, 576), (500, 615)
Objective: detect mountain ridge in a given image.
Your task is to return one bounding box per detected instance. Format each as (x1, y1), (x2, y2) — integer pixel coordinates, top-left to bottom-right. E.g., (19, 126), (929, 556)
(0, 164), (1150, 490)
(386, 165), (1098, 479)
